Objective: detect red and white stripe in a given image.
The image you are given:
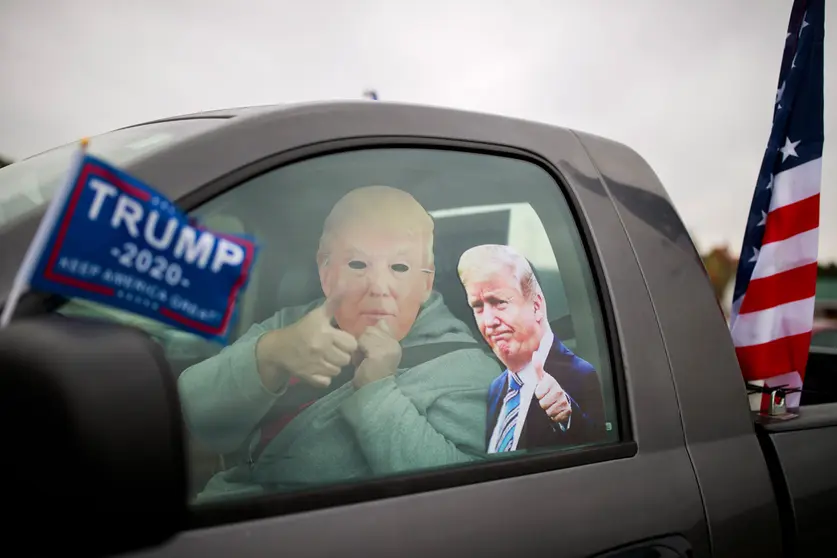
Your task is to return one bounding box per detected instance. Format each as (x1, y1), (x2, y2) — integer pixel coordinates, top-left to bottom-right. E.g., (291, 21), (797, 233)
(730, 157), (821, 412)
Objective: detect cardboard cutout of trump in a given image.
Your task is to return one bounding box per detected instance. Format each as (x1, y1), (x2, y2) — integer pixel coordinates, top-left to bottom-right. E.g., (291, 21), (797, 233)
(457, 244), (607, 453)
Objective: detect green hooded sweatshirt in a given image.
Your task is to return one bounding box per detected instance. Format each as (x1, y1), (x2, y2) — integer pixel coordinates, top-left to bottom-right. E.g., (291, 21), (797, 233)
(178, 291), (502, 501)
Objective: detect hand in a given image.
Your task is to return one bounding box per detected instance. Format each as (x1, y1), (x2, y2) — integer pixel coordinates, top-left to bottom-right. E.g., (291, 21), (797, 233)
(352, 319), (402, 389)
(257, 295), (358, 390)
(533, 359), (571, 424)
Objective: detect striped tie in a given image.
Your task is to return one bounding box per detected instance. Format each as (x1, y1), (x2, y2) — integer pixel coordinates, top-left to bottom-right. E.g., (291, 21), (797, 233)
(494, 372), (523, 453)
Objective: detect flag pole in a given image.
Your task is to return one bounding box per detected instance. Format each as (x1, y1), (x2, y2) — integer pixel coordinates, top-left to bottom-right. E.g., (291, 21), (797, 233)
(0, 138), (89, 327)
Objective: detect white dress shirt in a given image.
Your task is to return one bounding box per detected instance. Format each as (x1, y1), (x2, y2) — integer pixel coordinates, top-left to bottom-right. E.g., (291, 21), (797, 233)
(488, 328), (572, 453)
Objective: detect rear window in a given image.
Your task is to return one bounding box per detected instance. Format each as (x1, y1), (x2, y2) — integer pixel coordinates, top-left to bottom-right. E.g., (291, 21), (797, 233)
(0, 118), (225, 229)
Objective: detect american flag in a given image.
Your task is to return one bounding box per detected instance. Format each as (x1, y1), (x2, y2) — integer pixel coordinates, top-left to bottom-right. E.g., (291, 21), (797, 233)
(730, 0), (824, 412)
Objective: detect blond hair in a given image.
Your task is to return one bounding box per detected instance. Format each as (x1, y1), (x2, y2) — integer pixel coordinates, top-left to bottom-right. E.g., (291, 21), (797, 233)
(457, 244), (543, 300)
(317, 185), (435, 268)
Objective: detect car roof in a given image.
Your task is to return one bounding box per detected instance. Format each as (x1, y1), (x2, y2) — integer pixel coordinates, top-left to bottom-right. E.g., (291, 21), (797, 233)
(125, 103), (287, 125)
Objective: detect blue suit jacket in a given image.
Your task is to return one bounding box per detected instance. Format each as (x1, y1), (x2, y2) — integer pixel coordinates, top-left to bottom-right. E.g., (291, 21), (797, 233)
(486, 337), (607, 452)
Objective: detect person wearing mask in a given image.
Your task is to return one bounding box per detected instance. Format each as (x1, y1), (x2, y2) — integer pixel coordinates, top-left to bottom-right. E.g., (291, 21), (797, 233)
(180, 186), (503, 499)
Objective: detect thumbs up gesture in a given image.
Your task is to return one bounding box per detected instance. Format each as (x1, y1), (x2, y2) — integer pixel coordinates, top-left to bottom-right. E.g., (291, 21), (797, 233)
(257, 294), (359, 390)
(533, 359), (572, 424)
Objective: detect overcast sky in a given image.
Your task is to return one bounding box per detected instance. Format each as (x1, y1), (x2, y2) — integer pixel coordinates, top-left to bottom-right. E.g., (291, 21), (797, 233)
(1, 0), (835, 261)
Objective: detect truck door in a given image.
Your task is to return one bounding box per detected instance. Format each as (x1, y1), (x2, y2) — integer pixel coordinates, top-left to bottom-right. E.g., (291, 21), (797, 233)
(17, 103), (714, 557)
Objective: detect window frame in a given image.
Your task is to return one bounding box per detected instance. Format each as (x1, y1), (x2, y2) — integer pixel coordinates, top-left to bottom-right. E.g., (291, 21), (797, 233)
(15, 135), (635, 528)
(176, 136), (635, 528)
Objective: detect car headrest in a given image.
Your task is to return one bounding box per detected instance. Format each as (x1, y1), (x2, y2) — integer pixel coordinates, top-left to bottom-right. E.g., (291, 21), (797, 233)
(201, 214), (246, 235)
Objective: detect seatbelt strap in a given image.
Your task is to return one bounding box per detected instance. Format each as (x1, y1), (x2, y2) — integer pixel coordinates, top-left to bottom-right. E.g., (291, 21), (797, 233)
(257, 341), (484, 428)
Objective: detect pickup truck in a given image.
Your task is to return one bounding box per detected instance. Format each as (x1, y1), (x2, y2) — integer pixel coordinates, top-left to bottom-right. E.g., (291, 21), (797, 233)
(1, 101), (835, 558)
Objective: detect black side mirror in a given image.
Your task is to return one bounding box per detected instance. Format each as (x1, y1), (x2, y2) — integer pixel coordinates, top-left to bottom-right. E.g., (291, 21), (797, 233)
(0, 314), (187, 556)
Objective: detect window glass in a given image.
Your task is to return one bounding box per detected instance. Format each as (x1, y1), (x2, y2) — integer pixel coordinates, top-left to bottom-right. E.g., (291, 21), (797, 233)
(57, 147), (619, 503)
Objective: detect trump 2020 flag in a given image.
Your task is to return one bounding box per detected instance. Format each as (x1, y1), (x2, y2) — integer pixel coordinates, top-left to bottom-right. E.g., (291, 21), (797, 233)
(0, 144), (259, 343)
(730, 0), (824, 412)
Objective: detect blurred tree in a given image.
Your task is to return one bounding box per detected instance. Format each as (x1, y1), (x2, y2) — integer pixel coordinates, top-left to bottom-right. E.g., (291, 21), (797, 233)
(701, 245), (738, 302)
(700, 244), (835, 318)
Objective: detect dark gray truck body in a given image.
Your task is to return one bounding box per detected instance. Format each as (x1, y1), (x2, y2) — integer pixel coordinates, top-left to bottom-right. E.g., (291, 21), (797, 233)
(1, 102), (835, 557)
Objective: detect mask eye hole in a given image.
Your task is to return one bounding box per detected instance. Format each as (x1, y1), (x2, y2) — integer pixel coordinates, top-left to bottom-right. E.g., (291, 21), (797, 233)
(391, 263), (410, 273)
(348, 260), (367, 270)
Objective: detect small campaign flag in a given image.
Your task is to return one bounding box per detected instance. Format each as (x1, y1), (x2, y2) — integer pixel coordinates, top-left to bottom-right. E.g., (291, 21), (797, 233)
(730, 0), (824, 412)
(0, 145), (259, 343)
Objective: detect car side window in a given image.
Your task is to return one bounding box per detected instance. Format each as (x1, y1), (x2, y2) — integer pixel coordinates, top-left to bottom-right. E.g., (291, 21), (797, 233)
(58, 147), (621, 504)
